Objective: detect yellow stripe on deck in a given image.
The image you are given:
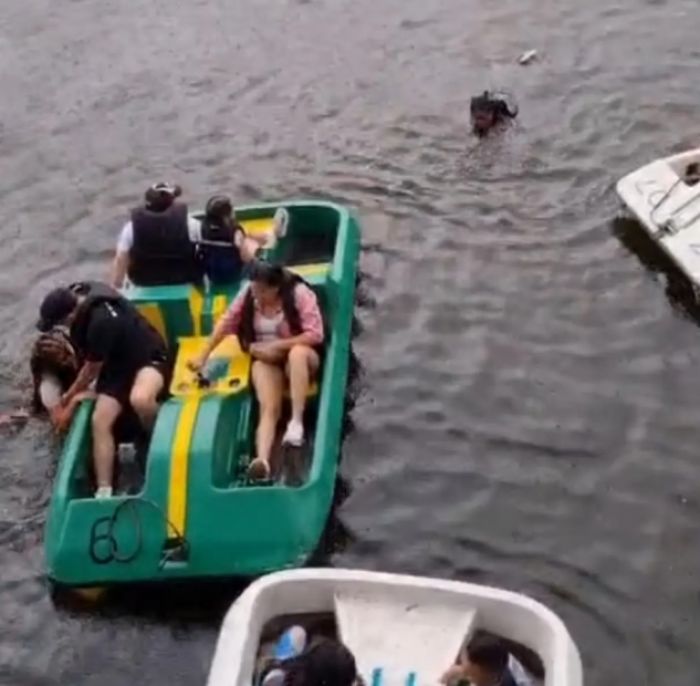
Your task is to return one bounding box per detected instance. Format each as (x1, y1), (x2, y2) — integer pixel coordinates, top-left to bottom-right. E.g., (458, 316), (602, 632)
(212, 294), (227, 324)
(167, 397), (200, 539)
(288, 262), (331, 278)
(136, 303), (167, 342)
(188, 288), (204, 337)
(240, 217), (275, 237)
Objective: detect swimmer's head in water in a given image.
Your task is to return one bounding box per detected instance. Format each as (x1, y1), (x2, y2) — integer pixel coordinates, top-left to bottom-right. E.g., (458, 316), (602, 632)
(144, 182), (182, 212)
(470, 91), (518, 136)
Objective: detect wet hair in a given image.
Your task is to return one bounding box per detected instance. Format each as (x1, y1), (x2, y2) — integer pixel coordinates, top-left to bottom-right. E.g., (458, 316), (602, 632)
(466, 635), (509, 676)
(283, 639), (357, 686)
(30, 328), (80, 412)
(470, 91), (518, 133)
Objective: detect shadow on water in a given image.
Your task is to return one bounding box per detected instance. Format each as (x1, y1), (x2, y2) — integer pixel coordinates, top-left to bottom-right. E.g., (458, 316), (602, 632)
(611, 215), (700, 323)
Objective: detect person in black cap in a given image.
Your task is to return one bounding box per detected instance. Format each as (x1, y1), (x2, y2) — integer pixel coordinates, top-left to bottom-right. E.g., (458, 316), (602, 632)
(263, 638), (359, 686)
(110, 182), (203, 288)
(37, 281), (170, 498)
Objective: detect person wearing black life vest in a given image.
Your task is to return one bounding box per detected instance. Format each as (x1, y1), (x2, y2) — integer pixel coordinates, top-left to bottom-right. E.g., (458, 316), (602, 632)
(197, 195), (288, 285)
(110, 182), (203, 288)
(36, 281), (170, 498)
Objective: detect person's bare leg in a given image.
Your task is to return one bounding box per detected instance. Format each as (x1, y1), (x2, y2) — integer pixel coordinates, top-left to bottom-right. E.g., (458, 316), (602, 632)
(282, 345), (319, 447)
(91, 394), (123, 494)
(129, 366), (165, 431)
(288, 345), (319, 423)
(250, 361), (284, 477)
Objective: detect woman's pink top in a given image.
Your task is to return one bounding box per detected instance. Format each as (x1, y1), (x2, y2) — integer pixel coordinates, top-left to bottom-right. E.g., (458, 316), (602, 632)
(219, 282), (324, 345)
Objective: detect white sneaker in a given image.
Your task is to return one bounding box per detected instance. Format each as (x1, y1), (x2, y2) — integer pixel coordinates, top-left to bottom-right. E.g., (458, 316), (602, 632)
(282, 419), (304, 447)
(273, 207), (289, 239)
(95, 486), (113, 499)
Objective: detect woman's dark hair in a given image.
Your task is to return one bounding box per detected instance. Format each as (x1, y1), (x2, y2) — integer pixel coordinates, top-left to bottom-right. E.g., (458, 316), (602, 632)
(283, 639), (357, 686)
(248, 260), (287, 289)
(466, 635), (509, 675)
(238, 261), (303, 351)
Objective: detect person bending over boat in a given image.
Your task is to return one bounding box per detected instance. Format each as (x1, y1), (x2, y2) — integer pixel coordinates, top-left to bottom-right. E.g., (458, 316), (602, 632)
(441, 634), (532, 686)
(197, 195), (288, 285)
(110, 182), (203, 288)
(37, 281), (170, 498)
(470, 91), (518, 137)
(189, 260), (323, 481)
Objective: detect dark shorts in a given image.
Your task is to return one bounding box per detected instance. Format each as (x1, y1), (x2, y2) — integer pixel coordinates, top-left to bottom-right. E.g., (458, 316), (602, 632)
(96, 345), (172, 407)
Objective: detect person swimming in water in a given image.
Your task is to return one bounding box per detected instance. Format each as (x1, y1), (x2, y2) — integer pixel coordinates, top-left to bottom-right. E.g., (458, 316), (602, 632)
(470, 91), (518, 136)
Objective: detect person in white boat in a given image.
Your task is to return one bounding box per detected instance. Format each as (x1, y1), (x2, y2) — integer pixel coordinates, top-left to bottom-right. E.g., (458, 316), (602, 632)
(684, 162), (700, 187)
(188, 260), (323, 481)
(259, 634), (359, 686)
(441, 634), (533, 686)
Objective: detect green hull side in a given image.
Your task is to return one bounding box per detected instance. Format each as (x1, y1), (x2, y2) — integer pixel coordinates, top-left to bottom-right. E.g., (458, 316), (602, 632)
(44, 201), (360, 586)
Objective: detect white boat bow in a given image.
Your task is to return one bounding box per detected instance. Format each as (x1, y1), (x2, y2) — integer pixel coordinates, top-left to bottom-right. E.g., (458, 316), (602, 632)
(206, 568), (583, 686)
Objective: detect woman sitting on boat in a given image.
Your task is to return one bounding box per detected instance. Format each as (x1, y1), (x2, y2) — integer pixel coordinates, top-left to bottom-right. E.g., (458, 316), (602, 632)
(189, 260), (323, 480)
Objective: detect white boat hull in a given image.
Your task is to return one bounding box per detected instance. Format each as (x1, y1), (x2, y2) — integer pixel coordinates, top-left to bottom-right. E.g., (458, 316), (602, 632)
(206, 568), (583, 686)
(616, 148), (700, 284)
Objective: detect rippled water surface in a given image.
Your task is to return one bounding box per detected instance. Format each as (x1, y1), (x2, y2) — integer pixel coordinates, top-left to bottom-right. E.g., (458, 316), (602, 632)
(2, 0), (700, 684)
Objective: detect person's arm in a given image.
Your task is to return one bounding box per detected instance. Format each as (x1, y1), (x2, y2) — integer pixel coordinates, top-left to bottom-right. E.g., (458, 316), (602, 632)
(111, 252), (130, 289)
(111, 222), (133, 288)
(49, 391), (94, 432)
(266, 284), (324, 352)
(61, 361), (102, 405)
(188, 289), (245, 371)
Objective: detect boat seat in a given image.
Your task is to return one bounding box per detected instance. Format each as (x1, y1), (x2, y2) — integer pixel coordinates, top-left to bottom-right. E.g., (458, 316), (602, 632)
(334, 589), (476, 686)
(170, 336), (251, 397)
(128, 284), (204, 350)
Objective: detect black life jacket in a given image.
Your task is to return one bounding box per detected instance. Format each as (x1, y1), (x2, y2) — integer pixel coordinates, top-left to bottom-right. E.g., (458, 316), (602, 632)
(198, 217), (245, 285)
(128, 203), (202, 286)
(69, 281), (162, 354)
(238, 273), (306, 352)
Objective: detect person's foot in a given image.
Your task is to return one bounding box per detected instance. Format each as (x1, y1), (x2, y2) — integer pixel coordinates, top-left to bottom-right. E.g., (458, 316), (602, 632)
(273, 207), (289, 239)
(282, 419), (304, 447)
(247, 457), (271, 482)
(95, 486), (113, 499)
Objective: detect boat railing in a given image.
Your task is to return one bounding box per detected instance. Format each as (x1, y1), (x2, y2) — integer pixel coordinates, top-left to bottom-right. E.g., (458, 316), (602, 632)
(650, 177), (700, 234)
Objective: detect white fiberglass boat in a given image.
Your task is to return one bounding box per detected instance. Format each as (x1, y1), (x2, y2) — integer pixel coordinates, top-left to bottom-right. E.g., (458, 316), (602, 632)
(617, 148), (700, 283)
(206, 568), (583, 686)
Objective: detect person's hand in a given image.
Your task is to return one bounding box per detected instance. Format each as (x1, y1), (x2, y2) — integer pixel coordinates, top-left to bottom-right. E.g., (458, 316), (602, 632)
(249, 341), (285, 363)
(60, 392), (73, 407)
(440, 665), (466, 685)
(187, 354), (207, 374)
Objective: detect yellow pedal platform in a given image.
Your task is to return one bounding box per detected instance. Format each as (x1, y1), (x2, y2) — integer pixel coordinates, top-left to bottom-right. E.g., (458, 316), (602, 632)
(170, 336), (251, 397)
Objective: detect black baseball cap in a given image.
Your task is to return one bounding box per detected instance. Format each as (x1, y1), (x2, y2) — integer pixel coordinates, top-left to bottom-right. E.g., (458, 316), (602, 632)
(36, 288), (78, 332)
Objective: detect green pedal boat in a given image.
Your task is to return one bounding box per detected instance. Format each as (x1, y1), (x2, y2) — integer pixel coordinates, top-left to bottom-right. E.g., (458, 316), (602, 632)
(45, 201), (360, 587)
